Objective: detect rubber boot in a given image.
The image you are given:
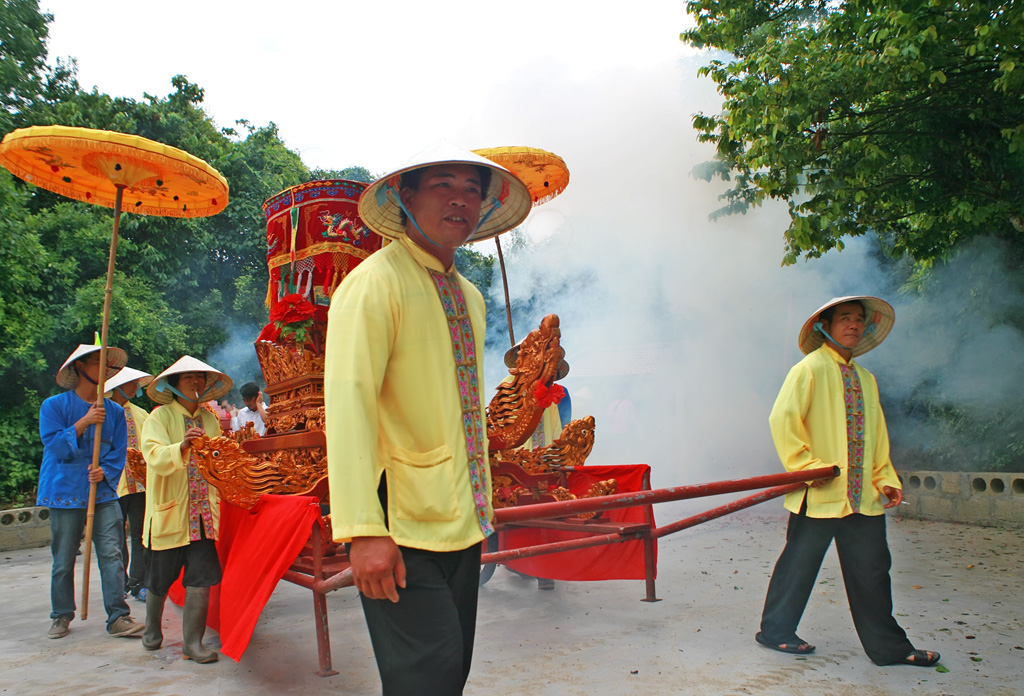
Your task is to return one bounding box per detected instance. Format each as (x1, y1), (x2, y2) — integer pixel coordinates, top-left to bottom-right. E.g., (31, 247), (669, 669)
(181, 586), (218, 663)
(142, 591), (166, 650)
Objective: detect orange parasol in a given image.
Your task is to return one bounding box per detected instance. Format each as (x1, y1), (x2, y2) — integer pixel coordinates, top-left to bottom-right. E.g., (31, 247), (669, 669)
(473, 147), (570, 346)
(0, 125), (228, 620)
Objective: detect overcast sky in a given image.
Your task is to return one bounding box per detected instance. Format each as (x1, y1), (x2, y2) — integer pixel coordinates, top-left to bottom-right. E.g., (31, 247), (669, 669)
(41, 0), (697, 174)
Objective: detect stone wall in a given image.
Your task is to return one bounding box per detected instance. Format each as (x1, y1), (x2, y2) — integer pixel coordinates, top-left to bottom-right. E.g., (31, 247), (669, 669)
(898, 470), (1024, 529)
(4, 474), (1023, 551)
(0, 506), (51, 551)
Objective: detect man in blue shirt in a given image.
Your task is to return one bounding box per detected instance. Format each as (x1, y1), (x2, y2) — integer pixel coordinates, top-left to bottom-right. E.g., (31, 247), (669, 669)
(38, 344), (144, 639)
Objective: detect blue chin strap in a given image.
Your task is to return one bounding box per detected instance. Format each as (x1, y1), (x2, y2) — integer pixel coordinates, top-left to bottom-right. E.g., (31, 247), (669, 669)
(116, 385), (142, 400)
(378, 181), (437, 247)
(814, 319), (877, 351)
(154, 377), (221, 403)
(378, 177), (501, 247)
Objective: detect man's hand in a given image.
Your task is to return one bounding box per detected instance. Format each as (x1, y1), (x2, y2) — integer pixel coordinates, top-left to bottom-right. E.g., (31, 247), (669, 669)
(882, 485), (903, 509)
(349, 536), (406, 603)
(75, 404), (106, 436)
(179, 426), (206, 453)
(808, 467), (836, 488)
(255, 390), (269, 419)
(87, 465), (104, 483)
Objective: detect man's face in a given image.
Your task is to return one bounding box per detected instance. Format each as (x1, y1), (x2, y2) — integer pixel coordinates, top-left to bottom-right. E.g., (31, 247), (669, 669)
(75, 353), (101, 383)
(243, 395), (259, 410)
(176, 372), (208, 401)
(400, 164), (484, 253)
(821, 301), (866, 349)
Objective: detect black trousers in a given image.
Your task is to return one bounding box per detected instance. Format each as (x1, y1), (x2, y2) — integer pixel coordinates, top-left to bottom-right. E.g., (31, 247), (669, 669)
(145, 525), (222, 597)
(760, 510), (914, 665)
(360, 542), (482, 696)
(118, 492), (147, 591)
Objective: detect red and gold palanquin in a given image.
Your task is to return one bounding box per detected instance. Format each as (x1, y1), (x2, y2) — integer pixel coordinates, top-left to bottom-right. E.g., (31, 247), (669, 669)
(262, 179), (382, 327)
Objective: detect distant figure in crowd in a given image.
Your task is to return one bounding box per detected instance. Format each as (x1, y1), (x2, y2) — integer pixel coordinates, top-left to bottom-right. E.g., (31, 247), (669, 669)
(758, 296), (940, 667)
(141, 356), (232, 664)
(38, 344), (144, 639)
(105, 366), (154, 601)
(235, 381), (267, 436)
(325, 142), (530, 695)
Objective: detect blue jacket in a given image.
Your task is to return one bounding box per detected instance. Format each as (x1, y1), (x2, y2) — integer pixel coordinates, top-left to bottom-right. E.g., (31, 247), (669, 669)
(37, 391), (128, 508)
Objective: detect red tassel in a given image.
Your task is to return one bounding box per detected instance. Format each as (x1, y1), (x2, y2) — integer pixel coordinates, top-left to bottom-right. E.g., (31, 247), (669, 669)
(533, 380), (566, 409)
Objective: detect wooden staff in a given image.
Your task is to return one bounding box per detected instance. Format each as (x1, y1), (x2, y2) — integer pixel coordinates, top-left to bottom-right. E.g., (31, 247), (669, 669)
(81, 185), (125, 620)
(495, 236), (515, 348)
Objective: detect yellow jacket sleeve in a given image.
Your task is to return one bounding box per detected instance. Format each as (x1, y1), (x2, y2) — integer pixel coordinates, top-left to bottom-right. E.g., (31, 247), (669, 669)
(769, 361), (833, 474)
(142, 405), (187, 477)
(325, 265), (395, 542)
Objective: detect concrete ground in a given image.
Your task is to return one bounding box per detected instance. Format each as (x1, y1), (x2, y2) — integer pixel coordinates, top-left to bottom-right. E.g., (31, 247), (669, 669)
(1, 506), (1021, 696)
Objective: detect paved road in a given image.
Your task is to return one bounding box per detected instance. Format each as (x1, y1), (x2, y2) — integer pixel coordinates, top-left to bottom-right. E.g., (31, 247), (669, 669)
(1, 507), (1020, 695)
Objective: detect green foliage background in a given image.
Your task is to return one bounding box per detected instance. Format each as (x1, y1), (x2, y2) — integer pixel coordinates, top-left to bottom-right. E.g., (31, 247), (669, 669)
(682, 0), (1024, 266)
(682, 0), (1024, 474)
(0, 2), (499, 505)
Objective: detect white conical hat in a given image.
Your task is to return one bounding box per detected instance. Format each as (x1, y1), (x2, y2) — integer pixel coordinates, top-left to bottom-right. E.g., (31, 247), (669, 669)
(146, 355), (233, 405)
(56, 344), (128, 389)
(103, 366), (154, 395)
(798, 296), (895, 357)
(358, 140), (532, 243)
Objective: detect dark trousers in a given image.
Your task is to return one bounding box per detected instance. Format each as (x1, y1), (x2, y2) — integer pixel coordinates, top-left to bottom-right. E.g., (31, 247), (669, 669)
(360, 542), (482, 696)
(760, 510), (914, 665)
(145, 535), (222, 596)
(119, 492), (147, 592)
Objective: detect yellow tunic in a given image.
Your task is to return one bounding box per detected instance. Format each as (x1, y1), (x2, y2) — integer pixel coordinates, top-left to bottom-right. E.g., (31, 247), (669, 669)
(140, 400), (222, 550)
(117, 401), (150, 497)
(769, 344), (902, 518)
(325, 237), (492, 552)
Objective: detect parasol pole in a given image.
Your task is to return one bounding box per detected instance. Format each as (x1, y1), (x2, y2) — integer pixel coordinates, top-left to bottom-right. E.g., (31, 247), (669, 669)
(81, 184), (125, 620)
(495, 236), (515, 347)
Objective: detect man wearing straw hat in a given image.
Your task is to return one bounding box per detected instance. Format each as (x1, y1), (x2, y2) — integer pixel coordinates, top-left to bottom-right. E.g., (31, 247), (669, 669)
(140, 356), (232, 664)
(757, 297), (940, 667)
(325, 142), (530, 695)
(105, 367), (154, 601)
(38, 344), (144, 639)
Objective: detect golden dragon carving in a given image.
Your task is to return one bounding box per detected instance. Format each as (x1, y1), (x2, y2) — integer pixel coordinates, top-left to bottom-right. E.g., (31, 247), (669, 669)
(486, 313), (565, 452)
(490, 416), (614, 519)
(190, 435), (327, 510)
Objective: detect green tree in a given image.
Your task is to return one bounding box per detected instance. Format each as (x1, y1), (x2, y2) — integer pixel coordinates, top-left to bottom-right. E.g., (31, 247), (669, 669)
(309, 166), (376, 183)
(682, 0), (1024, 265)
(0, 11), (315, 503)
(0, 0), (50, 132)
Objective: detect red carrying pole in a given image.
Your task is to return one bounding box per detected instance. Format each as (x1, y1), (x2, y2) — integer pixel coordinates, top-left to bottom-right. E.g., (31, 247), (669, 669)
(492, 466), (838, 525)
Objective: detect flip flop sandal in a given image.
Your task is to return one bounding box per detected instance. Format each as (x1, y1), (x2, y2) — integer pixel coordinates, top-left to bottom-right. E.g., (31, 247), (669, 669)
(900, 650), (940, 666)
(755, 631), (816, 654)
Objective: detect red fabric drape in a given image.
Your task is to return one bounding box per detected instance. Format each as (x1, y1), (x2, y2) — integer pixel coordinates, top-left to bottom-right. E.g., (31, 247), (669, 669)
(500, 464), (656, 581)
(168, 494), (322, 661)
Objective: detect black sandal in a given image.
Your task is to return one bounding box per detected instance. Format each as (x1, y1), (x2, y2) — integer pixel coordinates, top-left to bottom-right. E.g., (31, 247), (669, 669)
(755, 631), (815, 654)
(899, 649), (940, 667)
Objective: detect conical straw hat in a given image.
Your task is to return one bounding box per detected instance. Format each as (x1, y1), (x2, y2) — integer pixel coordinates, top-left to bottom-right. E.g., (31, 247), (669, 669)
(56, 344), (128, 389)
(146, 355), (232, 404)
(358, 140), (531, 243)
(798, 296), (895, 358)
(103, 366), (154, 395)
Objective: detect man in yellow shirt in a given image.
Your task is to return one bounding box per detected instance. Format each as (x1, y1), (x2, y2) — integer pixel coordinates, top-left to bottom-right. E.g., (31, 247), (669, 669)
(141, 356), (232, 664)
(105, 367), (154, 601)
(757, 296), (939, 667)
(326, 142), (530, 695)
